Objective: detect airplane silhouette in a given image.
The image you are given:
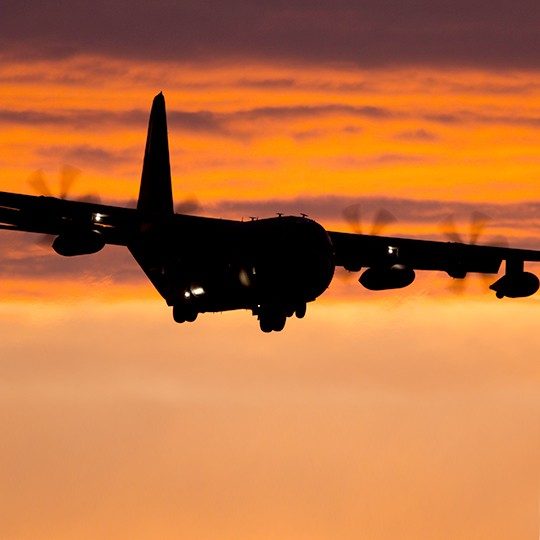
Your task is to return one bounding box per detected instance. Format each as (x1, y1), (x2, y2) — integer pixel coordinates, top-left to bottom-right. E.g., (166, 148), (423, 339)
(0, 93), (539, 332)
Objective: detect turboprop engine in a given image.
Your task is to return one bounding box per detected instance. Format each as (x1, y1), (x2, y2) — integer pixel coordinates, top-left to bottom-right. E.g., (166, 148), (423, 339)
(359, 265), (416, 291)
(52, 229), (105, 257)
(489, 271), (539, 298)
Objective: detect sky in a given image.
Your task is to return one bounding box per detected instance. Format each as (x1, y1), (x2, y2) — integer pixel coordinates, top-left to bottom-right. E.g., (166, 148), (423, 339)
(1, 2), (540, 539)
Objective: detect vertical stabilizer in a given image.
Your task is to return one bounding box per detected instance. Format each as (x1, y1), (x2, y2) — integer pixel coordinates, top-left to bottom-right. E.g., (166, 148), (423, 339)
(137, 92), (174, 218)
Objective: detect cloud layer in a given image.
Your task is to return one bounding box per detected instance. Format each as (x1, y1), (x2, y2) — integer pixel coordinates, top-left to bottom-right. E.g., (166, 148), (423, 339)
(2, 1), (540, 68)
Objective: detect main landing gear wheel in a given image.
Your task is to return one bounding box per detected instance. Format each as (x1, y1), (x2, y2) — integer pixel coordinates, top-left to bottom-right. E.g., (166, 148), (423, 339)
(173, 304), (198, 323)
(294, 303), (306, 319)
(259, 311), (286, 333)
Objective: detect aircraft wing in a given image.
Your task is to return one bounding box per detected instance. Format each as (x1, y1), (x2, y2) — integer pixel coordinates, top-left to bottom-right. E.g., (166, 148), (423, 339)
(0, 191), (138, 246)
(0, 190), (234, 248)
(328, 230), (540, 275)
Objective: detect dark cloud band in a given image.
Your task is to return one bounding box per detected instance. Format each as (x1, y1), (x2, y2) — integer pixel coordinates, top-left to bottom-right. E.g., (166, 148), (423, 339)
(1, 1), (540, 68)
(203, 195), (540, 230)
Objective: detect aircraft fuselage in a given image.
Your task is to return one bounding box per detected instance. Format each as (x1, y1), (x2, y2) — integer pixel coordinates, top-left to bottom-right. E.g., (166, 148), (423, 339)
(129, 215), (335, 321)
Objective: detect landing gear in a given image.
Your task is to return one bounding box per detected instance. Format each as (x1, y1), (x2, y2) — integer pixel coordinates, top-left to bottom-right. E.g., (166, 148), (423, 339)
(256, 302), (306, 332)
(173, 304), (198, 323)
(294, 302), (306, 319)
(259, 311), (286, 333)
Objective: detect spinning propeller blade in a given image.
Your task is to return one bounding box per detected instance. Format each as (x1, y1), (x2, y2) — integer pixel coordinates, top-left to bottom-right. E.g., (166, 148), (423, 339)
(342, 203), (396, 235)
(337, 204), (397, 281)
(28, 166), (101, 248)
(439, 212), (508, 295)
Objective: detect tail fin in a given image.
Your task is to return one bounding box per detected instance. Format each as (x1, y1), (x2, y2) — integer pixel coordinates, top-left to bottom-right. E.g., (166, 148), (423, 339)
(137, 92), (174, 218)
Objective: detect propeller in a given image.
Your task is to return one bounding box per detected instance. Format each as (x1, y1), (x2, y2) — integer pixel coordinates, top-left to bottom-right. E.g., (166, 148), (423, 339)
(439, 212), (508, 295)
(28, 170), (53, 197)
(336, 204), (397, 280)
(342, 204), (397, 235)
(28, 166), (101, 249)
(439, 211), (490, 245)
(29, 166), (101, 203)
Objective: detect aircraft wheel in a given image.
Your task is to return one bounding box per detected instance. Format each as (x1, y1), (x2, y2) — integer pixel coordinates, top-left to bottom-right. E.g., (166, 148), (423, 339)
(272, 314), (286, 332)
(173, 305), (185, 323)
(259, 316), (274, 333)
(173, 305), (198, 323)
(295, 303), (306, 319)
(259, 310), (286, 333)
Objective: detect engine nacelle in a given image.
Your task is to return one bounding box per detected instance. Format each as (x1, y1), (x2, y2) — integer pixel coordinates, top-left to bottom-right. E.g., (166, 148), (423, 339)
(52, 229), (105, 257)
(359, 265), (416, 291)
(489, 272), (539, 298)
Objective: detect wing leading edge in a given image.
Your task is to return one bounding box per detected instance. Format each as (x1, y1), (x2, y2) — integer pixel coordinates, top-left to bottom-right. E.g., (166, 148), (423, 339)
(329, 230), (540, 273)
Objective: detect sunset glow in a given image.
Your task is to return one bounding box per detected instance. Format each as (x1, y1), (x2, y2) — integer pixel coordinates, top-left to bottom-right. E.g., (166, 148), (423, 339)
(1, 2), (540, 538)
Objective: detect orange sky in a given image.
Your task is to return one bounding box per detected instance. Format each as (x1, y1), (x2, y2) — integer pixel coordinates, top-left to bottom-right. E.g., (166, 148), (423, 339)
(3, 59), (540, 206)
(1, 48), (540, 539)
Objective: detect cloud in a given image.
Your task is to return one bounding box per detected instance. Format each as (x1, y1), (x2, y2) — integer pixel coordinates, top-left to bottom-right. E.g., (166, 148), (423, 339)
(201, 195), (540, 243)
(341, 125), (363, 134)
(423, 113), (461, 124)
(316, 153), (429, 169)
(0, 104), (394, 139)
(444, 80), (540, 95)
(292, 125), (362, 141)
(0, 234), (143, 282)
(35, 145), (138, 167)
(0, 108), (146, 129)
(423, 110), (540, 127)
(394, 129), (439, 142)
(3, 1), (538, 68)
(6, 101), (540, 142)
(168, 110), (227, 133)
(232, 104), (393, 121)
(236, 78), (297, 89)
(292, 129), (327, 142)
(0, 60), (133, 86)
(0, 107), (228, 134)
(8, 102), (540, 140)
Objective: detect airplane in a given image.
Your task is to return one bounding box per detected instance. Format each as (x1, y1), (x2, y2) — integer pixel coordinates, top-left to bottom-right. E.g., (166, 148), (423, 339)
(0, 92), (539, 333)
